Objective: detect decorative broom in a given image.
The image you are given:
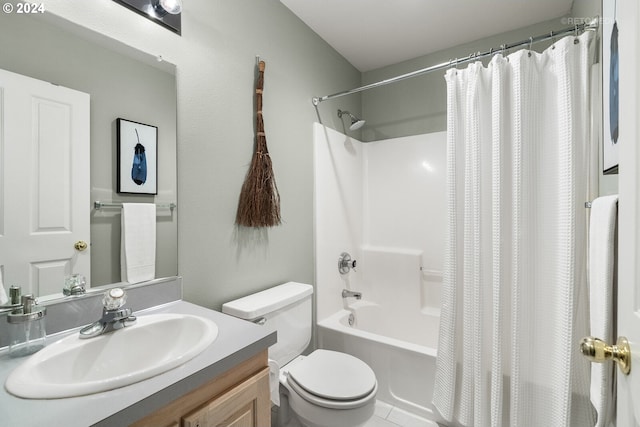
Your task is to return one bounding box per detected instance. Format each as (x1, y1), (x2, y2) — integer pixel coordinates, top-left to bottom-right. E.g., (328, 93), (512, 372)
(235, 60), (281, 227)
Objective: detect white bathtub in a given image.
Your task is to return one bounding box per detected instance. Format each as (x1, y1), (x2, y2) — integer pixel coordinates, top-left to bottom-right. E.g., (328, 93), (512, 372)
(317, 300), (439, 421)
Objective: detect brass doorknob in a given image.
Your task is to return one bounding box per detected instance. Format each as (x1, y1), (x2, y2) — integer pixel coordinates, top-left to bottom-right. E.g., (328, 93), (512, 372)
(580, 336), (631, 375)
(74, 240), (88, 251)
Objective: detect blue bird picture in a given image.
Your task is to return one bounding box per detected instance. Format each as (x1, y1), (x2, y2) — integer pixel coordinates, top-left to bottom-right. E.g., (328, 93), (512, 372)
(131, 128), (147, 185)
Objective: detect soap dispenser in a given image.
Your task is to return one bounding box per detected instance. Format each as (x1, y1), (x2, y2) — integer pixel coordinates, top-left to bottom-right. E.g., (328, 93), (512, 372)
(7, 294), (47, 357)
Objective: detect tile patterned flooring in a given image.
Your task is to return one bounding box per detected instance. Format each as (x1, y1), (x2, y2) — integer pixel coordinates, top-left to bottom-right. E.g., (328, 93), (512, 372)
(272, 400), (440, 427)
(364, 401), (439, 427)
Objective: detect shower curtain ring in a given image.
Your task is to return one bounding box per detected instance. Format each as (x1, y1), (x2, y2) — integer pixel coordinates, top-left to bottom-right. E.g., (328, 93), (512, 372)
(448, 58), (458, 74)
(528, 37), (533, 57)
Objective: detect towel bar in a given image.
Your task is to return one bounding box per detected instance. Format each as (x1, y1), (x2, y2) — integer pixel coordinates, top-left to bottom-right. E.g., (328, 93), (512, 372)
(94, 201), (176, 211)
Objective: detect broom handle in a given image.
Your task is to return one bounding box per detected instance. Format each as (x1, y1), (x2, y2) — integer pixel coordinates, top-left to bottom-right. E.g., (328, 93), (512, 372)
(256, 61), (265, 94)
(256, 60), (264, 109)
(256, 61), (267, 147)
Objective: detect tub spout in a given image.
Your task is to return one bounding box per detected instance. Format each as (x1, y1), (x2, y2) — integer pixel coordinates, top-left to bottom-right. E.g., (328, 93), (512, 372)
(342, 289), (362, 300)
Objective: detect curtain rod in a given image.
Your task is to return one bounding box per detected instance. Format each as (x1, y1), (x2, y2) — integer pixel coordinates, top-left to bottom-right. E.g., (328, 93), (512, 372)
(312, 17), (599, 106)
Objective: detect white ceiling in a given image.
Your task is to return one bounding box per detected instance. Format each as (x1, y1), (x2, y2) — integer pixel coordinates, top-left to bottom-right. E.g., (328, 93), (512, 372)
(280, 0), (574, 72)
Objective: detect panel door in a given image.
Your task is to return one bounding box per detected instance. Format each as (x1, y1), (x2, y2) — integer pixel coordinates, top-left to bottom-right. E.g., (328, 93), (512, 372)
(0, 68), (90, 296)
(616, 0), (640, 425)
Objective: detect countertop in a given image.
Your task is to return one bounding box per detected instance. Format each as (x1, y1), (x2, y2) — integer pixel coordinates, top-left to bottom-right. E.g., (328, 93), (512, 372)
(0, 300), (277, 427)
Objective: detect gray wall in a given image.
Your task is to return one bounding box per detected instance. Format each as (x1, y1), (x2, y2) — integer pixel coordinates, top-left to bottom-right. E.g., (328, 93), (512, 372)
(360, 0), (617, 195)
(0, 12), (178, 287)
(361, 17), (564, 141)
(39, 0), (361, 310)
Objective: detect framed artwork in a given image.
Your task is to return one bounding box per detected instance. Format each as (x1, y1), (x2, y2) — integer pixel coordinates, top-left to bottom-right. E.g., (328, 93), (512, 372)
(117, 118), (158, 195)
(603, 0), (619, 174)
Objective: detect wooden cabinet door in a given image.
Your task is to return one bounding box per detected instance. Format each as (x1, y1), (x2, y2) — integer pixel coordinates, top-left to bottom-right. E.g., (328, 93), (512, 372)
(182, 367), (270, 427)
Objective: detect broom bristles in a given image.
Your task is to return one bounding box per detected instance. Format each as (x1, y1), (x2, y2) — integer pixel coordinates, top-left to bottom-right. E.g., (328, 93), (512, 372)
(235, 135), (281, 226)
(235, 149), (281, 227)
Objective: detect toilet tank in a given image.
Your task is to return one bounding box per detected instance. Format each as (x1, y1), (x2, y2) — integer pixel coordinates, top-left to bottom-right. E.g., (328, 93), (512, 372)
(222, 282), (313, 367)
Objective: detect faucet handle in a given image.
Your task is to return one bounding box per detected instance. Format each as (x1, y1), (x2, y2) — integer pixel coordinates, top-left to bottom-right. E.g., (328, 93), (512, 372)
(338, 252), (357, 274)
(103, 288), (127, 310)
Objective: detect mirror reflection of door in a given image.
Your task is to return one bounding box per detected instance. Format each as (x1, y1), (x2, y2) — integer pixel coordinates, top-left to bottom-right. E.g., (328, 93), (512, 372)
(0, 67), (90, 296)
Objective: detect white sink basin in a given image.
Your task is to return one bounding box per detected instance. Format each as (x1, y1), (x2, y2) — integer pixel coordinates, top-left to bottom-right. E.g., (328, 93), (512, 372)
(5, 313), (218, 399)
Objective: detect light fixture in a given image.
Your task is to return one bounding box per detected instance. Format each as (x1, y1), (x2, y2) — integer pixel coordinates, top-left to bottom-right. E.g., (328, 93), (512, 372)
(337, 109), (366, 131)
(152, 0), (183, 16)
(112, 0), (182, 34)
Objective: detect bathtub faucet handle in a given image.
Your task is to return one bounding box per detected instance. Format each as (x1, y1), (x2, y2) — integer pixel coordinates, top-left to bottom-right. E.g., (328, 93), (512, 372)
(338, 252), (357, 274)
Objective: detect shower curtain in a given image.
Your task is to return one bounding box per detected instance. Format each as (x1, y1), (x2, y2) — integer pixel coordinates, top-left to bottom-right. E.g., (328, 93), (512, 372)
(433, 32), (596, 427)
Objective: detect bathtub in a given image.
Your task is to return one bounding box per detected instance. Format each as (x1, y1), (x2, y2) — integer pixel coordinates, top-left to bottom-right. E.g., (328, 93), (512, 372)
(317, 300), (439, 421)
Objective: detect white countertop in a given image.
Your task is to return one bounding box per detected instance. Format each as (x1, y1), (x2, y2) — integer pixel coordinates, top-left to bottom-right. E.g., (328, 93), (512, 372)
(0, 300), (276, 427)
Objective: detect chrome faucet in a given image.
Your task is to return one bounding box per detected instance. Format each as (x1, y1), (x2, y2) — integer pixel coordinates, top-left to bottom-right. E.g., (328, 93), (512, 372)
(342, 289), (362, 300)
(79, 288), (136, 339)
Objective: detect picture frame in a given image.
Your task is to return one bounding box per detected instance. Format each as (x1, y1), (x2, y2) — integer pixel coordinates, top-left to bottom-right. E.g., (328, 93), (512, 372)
(603, 0), (619, 174)
(117, 118), (158, 195)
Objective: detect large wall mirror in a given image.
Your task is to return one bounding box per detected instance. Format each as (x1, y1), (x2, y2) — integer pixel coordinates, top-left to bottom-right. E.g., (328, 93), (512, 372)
(0, 12), (178, 297)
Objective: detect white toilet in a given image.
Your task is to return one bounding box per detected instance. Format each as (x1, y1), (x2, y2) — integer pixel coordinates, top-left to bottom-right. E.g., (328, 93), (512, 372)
(222, 282), (377, 427)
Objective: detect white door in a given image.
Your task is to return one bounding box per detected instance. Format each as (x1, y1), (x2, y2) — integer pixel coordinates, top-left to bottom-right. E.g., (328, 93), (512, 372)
(616, 0), (640, 424)
(0, 68), (90, 297)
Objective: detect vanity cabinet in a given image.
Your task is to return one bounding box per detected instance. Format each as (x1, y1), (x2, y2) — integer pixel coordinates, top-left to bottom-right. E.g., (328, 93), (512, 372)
(131, 350), (270, 427)
(182, 367), (269, 427)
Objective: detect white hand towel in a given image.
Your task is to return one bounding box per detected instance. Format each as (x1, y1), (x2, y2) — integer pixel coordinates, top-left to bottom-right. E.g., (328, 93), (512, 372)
(0, 269), (7, 305)
(268, 358), (281, 406)
(121, 203), (156, 284)
(589, 195), (618, 427)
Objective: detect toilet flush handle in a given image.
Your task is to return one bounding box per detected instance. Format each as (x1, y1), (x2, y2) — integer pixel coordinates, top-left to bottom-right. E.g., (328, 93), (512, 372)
(252, 317), (267, 326)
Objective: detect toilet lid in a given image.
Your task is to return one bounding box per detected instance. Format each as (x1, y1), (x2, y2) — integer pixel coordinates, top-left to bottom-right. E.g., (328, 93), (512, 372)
(287, 349), (376, 401)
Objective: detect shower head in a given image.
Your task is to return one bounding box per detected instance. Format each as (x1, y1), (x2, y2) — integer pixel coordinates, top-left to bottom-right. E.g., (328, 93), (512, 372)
(337, 109), (365, 131)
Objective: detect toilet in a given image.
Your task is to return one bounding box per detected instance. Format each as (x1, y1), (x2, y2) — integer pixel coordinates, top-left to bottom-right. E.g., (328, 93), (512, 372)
(222, 282), (377, 427)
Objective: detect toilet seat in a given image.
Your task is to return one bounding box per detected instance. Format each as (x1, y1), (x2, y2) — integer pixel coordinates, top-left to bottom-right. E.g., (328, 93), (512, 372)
(286, 349), (377, 410)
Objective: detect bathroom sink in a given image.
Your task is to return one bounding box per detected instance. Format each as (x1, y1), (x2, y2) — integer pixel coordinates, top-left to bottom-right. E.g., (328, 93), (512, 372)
(5, 313), (219, 399)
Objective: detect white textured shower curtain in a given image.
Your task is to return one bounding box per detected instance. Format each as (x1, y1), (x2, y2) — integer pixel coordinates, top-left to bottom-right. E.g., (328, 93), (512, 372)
(433, 32), (596, 427)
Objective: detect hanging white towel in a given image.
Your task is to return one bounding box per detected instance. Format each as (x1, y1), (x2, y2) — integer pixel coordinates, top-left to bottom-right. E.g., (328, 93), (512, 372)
(589, 194), (618, 427)
(268, 358), (281, 406)
(121, 203), (156, 284)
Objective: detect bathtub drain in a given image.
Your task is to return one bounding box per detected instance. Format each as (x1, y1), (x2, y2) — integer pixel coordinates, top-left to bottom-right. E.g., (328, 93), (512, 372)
(348, 313), (355, 326)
